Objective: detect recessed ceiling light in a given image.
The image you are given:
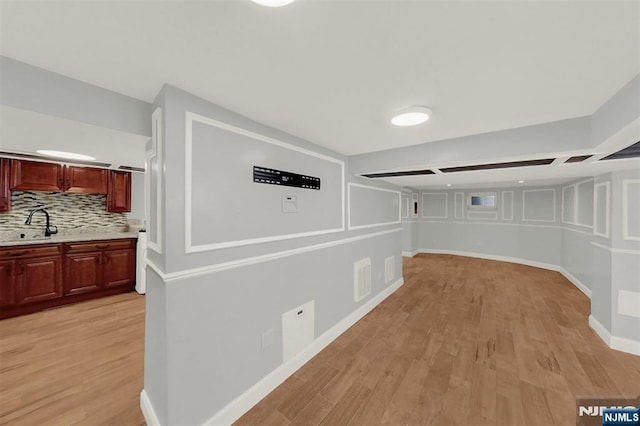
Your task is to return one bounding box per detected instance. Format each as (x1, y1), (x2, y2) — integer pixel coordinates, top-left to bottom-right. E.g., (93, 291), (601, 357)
(391, 106), (432, 127)
(36, 150), (96, 161)
(251, 0), (295, 6)
(518, 180), (525, 184)
(446, 184), (452, 187)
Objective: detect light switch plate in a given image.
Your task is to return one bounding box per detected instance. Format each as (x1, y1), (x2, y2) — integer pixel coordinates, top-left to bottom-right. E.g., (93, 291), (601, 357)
(282, 195), (299, 213)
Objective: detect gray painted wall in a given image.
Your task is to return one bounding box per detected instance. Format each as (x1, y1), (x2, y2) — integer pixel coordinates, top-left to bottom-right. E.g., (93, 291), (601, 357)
(144, 85), (403, 425)
(0, 56), (152, 137)
(416, 186), (563, 266)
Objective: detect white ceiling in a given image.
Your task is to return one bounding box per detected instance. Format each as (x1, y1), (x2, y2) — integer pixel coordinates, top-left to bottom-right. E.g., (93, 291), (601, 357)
(0, 106), (148, 169)
(0, 0), (639, 187)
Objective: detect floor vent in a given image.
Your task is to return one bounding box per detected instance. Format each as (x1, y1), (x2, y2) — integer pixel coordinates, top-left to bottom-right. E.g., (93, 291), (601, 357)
(384, 256), (395, 283)
(354, 258), (372, 302)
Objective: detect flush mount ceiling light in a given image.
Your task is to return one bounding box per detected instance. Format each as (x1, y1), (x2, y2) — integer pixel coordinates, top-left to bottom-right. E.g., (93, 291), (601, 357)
(518, 180), (525, 184)
(36, 150), (96, 161)
(391, 106), (432, 127)
(251, 0), (295, 6)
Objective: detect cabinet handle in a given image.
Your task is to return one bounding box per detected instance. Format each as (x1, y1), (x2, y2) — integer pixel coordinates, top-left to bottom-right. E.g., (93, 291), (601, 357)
(9, 250), (31, 257)
(96, 244), (109, 249)
(96, 257), (101, 265)
(105, 256), (110, 264)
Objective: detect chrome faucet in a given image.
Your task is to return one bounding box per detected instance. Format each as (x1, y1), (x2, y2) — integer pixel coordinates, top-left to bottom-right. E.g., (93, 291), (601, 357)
(25, 208), (58, 237)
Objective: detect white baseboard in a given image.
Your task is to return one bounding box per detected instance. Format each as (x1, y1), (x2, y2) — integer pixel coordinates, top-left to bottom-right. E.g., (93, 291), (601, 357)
(589, 315), (640, 356)
(417, 248), (592, 299)
(140, 389), (161, 426)
(199, 277), (404, 426)
(402, 250), (418, 257)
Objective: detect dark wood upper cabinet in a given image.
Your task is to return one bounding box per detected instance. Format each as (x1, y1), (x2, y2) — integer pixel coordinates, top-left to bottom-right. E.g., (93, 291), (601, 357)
(64, 166), (108, 194)
(10, 159), (64, 192)
(107, 170), (131, 213)
(0, 158), (10, 212)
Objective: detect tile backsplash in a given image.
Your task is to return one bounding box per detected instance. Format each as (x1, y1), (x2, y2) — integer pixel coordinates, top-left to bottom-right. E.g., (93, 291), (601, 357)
(0, 191), (127, 240)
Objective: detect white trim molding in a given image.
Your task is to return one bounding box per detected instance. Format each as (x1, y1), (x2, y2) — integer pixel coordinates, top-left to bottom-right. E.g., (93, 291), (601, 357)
(590, 241), (640, 255)
(146, 107), (163, 254)
(454, 192), (464, 219)
(589, 315), (640, 356)
(347, 182), (401, 230)
(402, 250), (418, 258)
(146, 228), (402, 282)
(622, 179), (640, 241)
(401, 197), (409, 219)
(421, 192), (448, 219)
(522, 188), (556, 223)
(184, 111), (346, 253)
(201, 277), (405, 426)
(140, 389), (161, 426)
(575, 178), (594, 229)
(501, 191), (514, 221)
(561, 184), (576, 225)
(593, 181), (611, 238)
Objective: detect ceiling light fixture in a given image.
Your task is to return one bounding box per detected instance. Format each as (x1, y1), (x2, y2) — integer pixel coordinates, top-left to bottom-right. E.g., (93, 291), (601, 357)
(36, 150), (96, 161)
(391, 106), (432, 127)
(251, 0), (295, 7)
(446, 184), (452, 187)
(518, 180), (525, 184)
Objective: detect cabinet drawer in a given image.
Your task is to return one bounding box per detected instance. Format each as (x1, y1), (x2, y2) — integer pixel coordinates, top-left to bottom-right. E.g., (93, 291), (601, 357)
(0, 244), (61, 260)
(64, 239), (135, 253)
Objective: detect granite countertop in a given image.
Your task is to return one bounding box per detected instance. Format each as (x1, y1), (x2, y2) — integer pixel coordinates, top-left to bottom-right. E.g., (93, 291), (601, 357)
(0, 231), (140, 247)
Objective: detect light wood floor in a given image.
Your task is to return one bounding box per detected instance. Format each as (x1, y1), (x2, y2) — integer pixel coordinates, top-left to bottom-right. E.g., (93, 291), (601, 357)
(236, 254), (640, 426)
(1, 255), (639, 426)
(0, 292), (146, 426)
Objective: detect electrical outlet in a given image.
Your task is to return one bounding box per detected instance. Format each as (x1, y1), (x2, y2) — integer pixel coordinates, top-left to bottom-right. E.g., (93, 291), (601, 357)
(261, 329), (274, 350)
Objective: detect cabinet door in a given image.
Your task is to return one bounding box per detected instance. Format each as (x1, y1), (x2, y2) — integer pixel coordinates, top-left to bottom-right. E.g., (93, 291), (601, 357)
(64, 252), (102, 295)
(10, 160), (64, 192)
(16, 256), (63, 304)
(64, 166), (108, 194)
(107, 171), (131, 212)
(0, 158), (10, 212)
(0, 260), (17, 307)
(102, 249), (135, 289)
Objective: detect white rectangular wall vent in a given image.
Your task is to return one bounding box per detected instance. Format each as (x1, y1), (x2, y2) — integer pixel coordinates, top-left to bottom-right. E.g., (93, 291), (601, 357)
(384, 256), (395, 284)
(354, 258), (372, 302)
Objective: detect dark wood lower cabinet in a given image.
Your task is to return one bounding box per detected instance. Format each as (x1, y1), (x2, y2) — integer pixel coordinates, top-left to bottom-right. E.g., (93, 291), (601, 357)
(17, 256), (63, 304)
(0, 238), (136, 319)
(64, 252), (102, 295)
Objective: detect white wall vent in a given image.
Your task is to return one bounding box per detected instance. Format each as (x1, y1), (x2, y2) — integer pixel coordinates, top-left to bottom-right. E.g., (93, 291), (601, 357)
(384, 256), (395, 284)
(354, 258), (372, 302)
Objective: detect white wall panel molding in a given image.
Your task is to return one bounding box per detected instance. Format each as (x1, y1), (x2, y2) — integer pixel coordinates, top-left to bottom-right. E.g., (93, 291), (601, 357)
(575, 179), (594, 228)
(590, 241), (640, 255)
(454, 192), (464, 219)
(347, 183), (401, 230)
(522, 188), (556, 223)
(145, 228), (402, 282)
(501, 191), (514, 221)
(146, 107), (163, 254)
(184, 111), (345, 253)
(421, 193), (448, 219)
(401, 197), (409, 219)
(467, 210), (498, 221)
(622, 179), (640, 241)
(618, 290), (640, 319)
(594, 181), (611, 238)
(561, 184), (576, 225)
(418, 219), (559, 230)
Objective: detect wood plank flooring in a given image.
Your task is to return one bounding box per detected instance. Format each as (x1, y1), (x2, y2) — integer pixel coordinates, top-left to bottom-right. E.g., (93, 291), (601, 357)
(236, 254), (640, 426)
(1, 254), (639, 426)
(0, 292), (146, 426)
